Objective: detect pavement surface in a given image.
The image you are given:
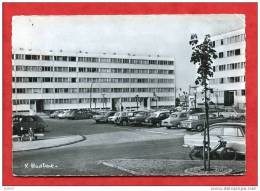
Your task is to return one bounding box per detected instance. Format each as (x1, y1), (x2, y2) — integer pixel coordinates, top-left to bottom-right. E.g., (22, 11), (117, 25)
(98, 159), (245, 176)
(13, 135), (86, 152)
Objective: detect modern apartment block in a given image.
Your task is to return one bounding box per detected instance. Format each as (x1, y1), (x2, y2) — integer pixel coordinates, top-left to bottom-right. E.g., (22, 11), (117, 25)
(209, 28), (246, 109)
(12, 49), (175, 112)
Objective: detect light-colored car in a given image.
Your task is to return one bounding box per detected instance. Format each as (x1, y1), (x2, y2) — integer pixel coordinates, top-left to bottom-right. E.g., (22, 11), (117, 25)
(108, 112), (120, 123)
(93, 111), (117, 123)
(219, 108), (245, 120)
(57, 110), (70, 119)
(161, 112), (189, 129)
(183, 122), (245, 155)
(180, 113), (227, 131)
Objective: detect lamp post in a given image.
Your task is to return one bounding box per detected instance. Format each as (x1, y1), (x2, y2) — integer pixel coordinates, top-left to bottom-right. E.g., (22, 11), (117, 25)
(135, 95), (139, 110)
(89, 83), (93, 111)
(102, 93), (106, 110)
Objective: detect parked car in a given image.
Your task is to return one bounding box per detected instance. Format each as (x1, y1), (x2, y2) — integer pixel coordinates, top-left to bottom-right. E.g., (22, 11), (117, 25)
(93, 111), (117, 123)
(129, 111), (151, 126)
(49, 110), (62, 118)
(183, 122), (245, 155)
(57, 110), (71, 119)
(67, 110), (93, 120)
(13, 115), (47, 135)
(188, 108), (204, 115)
(108, 112), (120, 123)
(161, 111), (189, 129)
(180, 113), (227, 131)
(143, 111), (170, 127)
(114, 111), (131, 126)
(218, 108), (246, 120)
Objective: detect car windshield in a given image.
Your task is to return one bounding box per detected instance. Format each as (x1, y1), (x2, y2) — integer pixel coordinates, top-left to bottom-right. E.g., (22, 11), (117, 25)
(150, 112), (159, 118)
(170, 114), (178, 118)
(188, 115), (199, 120)
(114, 112), (120, 117)
(135, 112), (146, 117)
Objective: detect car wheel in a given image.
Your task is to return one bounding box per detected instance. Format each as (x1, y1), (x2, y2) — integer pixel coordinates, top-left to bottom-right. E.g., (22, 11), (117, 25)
(219, 115), (224, 118)
(166, 126), (171, 129)
(189, 147), (203, 160)
(156, 122), (161, 128)
(196, 125), (203, 132)
(240, 116), (245, 121)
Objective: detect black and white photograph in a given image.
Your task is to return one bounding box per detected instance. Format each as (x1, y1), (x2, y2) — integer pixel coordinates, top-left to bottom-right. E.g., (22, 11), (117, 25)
(12, 14), (246, 176)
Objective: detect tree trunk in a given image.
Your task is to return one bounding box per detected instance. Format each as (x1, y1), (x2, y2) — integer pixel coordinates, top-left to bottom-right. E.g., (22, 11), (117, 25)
(204, 84), (210, 171)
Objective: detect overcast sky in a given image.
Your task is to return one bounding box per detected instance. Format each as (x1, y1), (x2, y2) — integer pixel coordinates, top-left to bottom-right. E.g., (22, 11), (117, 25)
(12, 15), (245, 91)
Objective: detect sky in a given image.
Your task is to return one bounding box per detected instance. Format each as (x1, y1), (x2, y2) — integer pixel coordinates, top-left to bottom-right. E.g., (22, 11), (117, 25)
(12, 15), (245, 91)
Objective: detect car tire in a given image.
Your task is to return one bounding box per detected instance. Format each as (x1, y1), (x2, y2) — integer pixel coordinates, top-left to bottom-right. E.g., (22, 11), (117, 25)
(156, 122), (161, 128)
(166, 126), (171, 129)
(196, 125), (203, 132)
(240, 116), (245, 121)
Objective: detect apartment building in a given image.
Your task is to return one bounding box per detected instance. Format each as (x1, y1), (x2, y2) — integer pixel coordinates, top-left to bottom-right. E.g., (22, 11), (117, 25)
(12, 50), (175, 112)
(208, 28), (246, 109)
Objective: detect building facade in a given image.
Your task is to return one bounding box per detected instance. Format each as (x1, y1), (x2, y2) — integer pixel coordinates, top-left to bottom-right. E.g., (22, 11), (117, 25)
(209, 28), (246, 109)
(12, 50), (175, 112)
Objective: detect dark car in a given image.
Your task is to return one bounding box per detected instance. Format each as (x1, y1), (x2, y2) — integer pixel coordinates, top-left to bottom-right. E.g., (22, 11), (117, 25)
(13, 115), (47, 135)
(143, 111), (170, 127)
(93, 111), (117, 123)
(67, 110), (93, 120)
(129, 111), (151, 126)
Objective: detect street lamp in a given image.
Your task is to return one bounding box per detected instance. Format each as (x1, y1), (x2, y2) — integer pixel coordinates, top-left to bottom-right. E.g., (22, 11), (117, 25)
(135, 95), (139, 110)
(102, 93), (106, 110)
(89, 83), (93, 111)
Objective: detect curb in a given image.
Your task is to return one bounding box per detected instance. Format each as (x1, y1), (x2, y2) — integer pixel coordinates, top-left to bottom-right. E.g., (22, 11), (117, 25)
(13, 135), (87, 152)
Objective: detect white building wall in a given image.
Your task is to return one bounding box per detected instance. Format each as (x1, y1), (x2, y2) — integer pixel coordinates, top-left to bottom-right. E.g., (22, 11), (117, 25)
(209, 29), (246, 109)
(12, 50), (175, 112)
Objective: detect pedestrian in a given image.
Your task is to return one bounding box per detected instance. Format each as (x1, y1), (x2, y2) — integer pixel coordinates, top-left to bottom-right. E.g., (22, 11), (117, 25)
(28, 127), (34, 141)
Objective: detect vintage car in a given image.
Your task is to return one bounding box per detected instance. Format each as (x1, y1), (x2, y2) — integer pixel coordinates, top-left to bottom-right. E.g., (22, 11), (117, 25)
(114, 111), (132, 126)
(67, 110), (92, 120)
(57, 110), (71, 119)
(93, 111), (117, 123)
(161, 111), (189, 129)
(143, 110), (170, 127)
(180, 113), (227, 131)
(183, 122), (246, 155)
(107, 112), (120, 123)
(13, 115), (47, 134)
(218, 108), (246, 120)
(128, 111), (151, 126)
(49, 110), (62, 118)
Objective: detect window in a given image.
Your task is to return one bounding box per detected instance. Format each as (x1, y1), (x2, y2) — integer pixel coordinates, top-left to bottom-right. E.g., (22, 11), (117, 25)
(68, 56), (76, 62)
(42, 55), (53, 61)
(15, 54), (25, 60)
(209, 127), (222, 135)
(71, 78), (76, 83)
(69, 67), (76, 72)
(219, 52), (224, 58)
(223, 127), (237, 136)
(235, 49), (241, 55)
(241, 89), (245, 96)
(221, 39), (224, 45)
